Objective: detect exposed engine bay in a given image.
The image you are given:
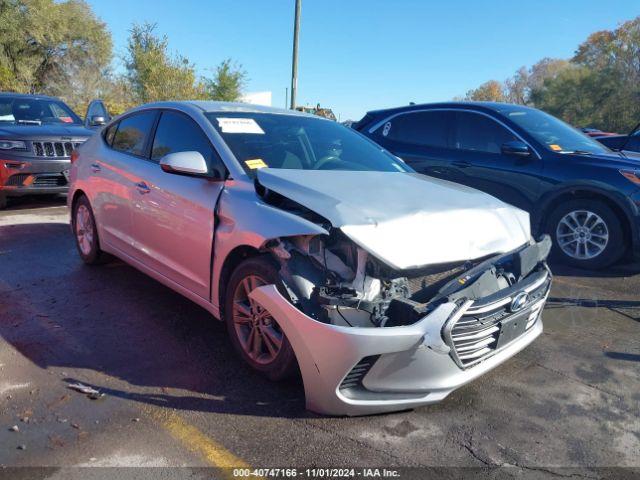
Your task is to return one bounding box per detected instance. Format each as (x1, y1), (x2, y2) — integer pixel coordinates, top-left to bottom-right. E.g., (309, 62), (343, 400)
(266, 228), (552, 329)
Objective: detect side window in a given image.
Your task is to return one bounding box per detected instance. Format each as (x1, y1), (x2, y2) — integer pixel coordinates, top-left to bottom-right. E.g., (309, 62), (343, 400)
(111, 111), (157, 156)
(378, 111), (450, 148)
(103, 122), (118, 146)
(151, 111), (223, 173)
(455, 112), (517, 154)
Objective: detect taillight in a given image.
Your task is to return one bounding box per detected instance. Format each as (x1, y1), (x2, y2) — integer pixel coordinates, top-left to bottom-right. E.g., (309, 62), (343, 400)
(70, 150), (79, 164)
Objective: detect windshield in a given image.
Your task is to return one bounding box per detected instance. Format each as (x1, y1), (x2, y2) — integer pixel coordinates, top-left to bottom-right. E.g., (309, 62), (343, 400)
(503, 108), (610, 155)
(0, 96), (82, 125)
(206, 112), (412, 176)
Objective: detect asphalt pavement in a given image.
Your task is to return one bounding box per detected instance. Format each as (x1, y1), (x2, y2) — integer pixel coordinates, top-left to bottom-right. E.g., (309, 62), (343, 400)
(0, 195), (639, 479)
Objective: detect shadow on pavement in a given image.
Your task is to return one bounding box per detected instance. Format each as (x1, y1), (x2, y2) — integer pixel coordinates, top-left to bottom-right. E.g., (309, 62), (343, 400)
(1, 194), (67, 212)
(604, 352), (640, 362)
(0, 222), (309, 419)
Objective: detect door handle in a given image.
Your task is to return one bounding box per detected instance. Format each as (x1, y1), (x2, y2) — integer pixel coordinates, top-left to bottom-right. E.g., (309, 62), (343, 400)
(452, 161), (471, 168)
(135, 181), (151, 194)
(90, 163), (101, 173)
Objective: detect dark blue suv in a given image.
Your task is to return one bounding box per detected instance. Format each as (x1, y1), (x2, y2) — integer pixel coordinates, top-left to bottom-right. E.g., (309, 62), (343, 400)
(354, 102), (640, 269)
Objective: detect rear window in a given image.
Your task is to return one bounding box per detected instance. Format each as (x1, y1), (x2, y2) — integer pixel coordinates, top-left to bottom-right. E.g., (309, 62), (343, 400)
(111, 111), (157, 156)
(377, 111), (450, 148)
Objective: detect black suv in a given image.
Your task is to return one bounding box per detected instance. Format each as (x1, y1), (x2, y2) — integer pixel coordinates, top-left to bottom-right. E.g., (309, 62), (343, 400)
(0, 93), (96, 209)
(354, 102), (640, 269)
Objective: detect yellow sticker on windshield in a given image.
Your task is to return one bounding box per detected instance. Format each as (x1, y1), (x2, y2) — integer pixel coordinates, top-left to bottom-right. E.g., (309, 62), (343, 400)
(245, 158), (268, 169)
(550, 144), (562, 151)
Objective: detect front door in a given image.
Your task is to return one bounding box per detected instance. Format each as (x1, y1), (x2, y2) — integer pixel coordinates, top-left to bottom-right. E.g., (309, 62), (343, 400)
(126, 110), (225, 300)
(450, 111), (542, 212)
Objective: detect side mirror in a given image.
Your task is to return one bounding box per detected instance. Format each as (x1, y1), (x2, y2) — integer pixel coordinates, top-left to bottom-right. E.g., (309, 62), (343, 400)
(90, 115), (107, 126)
(160, 151), (209, 177)
(502, 140), (531, 157)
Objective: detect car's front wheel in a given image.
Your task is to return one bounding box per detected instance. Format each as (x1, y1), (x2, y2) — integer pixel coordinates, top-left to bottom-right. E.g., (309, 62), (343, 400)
(547, 199), (625, 269)
(72, 195), (107, 265)
(224, 256), (298, 380)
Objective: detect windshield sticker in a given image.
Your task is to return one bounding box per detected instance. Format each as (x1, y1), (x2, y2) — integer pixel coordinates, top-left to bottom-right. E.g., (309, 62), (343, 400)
(217, 117), (264, 134)
(382, 122), (392, 137)
(549, 144), (562, 151)
(245, 158), (268, 169)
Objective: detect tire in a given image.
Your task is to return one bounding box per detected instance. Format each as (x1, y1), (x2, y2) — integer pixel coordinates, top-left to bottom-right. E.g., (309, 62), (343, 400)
(224, 256), (298, 381)
(0, 194), (6, 210)
(72, 195), (107, 265)
(546, 199), (626, 269)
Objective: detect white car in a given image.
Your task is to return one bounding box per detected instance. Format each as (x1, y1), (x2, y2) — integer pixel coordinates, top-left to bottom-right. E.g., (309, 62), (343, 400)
(69, 102), (552, 416)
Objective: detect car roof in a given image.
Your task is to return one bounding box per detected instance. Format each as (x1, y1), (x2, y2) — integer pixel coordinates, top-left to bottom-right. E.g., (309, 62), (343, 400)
(132, 100), (315, 118)
(364, 101), (536, 118)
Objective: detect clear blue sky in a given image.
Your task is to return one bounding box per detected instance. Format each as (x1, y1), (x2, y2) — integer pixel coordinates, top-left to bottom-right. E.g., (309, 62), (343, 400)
(86, 0), (639, 121)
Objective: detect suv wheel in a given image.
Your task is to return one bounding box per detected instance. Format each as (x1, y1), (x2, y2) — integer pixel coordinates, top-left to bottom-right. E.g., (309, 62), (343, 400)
(547, 199), (625, 269)
(224, 256), (297, 381)
(72, 195), (107, 265)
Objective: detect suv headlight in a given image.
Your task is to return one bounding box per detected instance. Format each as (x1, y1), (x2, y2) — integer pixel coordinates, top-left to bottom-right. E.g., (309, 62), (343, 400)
(0, 140), (27, 151)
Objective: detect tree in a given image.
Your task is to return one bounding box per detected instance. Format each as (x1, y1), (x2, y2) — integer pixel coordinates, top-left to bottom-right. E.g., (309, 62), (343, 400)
(0, 0), (112, 94)
(204, 59), (246, 101)
(464, 80), (506, 102)
(125, 23), (206, 103)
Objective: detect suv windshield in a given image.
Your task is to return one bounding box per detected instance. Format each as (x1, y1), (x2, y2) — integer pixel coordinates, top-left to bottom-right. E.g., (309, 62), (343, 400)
(503, 108), (610, 155)
(206, 112), (411, 176)
(0, 96), (82, 125)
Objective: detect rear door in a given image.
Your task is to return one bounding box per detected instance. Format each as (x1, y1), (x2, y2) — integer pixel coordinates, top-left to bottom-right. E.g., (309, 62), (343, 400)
(126, 110), (225, 299)
(369, 110), (461, 183)
(91, 110), (158, 257)
(451, 111), (542, 211)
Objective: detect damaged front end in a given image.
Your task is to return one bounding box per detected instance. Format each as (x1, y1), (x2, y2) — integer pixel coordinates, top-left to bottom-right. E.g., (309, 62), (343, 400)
(253, 220), (551, 415)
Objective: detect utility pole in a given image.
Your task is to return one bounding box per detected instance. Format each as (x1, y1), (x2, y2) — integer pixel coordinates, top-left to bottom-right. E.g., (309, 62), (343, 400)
(290, 0), (301, 110)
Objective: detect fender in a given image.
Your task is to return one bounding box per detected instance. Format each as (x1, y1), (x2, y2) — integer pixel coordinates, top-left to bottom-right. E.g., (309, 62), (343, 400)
(210, 178), (329, 318)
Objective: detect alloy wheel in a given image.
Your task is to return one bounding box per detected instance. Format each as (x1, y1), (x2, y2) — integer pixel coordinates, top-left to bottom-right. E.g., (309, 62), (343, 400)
(556, 209), (609, 260)
(75, 204), (95, 256)
(232, 274), (283, 365)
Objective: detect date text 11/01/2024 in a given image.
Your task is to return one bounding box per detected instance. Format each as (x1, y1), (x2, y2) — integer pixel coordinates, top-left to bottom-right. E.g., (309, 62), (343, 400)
(232, 468), (401, 478)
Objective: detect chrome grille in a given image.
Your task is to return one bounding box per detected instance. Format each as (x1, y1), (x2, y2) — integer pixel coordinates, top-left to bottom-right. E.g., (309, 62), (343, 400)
(445, 274), (550, 369)
(32, 141), (84, 158)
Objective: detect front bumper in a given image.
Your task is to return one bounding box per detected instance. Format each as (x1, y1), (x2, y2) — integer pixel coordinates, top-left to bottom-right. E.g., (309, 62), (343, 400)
(0, 158), (70, 196)
(250, 269), (551, 416)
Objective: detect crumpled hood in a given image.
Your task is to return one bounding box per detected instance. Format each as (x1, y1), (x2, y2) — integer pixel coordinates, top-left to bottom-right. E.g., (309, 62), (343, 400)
(256, 169), (531, 270)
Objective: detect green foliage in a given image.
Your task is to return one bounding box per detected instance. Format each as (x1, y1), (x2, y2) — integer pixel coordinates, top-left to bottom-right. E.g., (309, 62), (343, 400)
(204, 59), (247, 101)
(0, 0), (112, 94)
(125, 23), (207, 103)
(460, 16), (640, 132)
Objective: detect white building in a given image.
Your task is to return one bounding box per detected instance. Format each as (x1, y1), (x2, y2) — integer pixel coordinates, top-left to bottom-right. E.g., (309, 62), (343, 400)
(240, 91), (272, 107)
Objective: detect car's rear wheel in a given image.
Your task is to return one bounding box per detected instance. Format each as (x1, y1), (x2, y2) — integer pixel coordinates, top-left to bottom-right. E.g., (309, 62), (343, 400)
(547, 199), (625, 269)
(0, 194), (6, 210)
(72, 195), (107, 265)
(224, 256), (297, 380)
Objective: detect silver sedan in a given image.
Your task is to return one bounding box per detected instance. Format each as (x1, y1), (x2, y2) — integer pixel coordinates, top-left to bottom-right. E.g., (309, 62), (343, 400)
(68, 101), (551, 416)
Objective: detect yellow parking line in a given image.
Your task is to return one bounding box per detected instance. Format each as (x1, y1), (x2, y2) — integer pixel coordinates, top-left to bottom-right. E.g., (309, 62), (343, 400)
(149, 408), (256, 476)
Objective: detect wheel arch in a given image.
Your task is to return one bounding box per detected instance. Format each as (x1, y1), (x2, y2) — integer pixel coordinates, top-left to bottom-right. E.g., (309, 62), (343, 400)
(534, 185), (634, 251)
(216, 245), (262, 320)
